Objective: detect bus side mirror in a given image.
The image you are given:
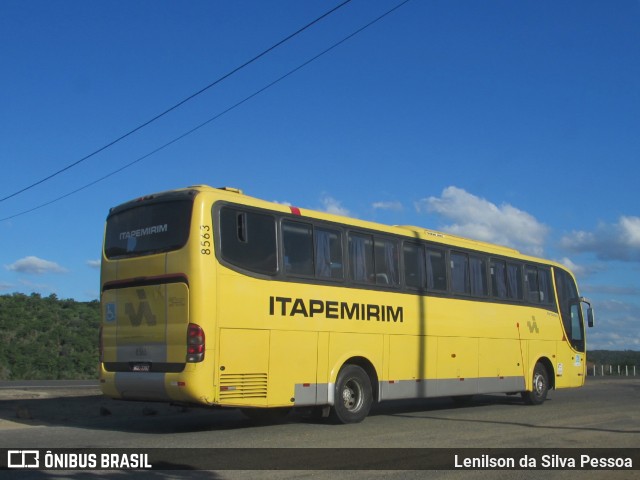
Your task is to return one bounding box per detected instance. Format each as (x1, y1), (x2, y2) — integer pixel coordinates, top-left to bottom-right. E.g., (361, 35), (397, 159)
(587, 307), (595, 328)
(580, 297), (594, 328)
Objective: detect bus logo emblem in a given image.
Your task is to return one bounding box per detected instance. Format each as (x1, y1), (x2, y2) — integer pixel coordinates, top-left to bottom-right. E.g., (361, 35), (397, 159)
(124, 290), (157, 327)
(527, 317), (539, 334)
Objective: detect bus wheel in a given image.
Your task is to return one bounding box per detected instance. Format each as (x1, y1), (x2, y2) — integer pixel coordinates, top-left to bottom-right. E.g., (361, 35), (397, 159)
(330, 364), (372, 424)
(521, 362), (549, 405)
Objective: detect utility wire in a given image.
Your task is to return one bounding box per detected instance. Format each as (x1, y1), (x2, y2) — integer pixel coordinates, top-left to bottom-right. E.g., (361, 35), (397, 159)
(0, 0), (411, 223)
(0, 0), (353, 204)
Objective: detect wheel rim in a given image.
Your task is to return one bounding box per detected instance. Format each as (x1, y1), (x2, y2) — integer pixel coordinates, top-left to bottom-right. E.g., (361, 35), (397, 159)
(533, 372), (545, 396)
(341, 378), (363, 412)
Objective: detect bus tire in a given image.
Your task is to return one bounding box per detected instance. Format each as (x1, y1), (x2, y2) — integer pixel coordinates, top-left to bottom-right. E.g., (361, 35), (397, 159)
(329, 364), (373, 424)
(521, 362), (549, 405)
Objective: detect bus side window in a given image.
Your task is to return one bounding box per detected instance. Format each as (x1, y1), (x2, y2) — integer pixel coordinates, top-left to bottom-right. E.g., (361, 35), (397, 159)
(491, 259), (508, 299)
(315, 228), (343, 280)
(525, 265), (540, 303)
(374, 238), (399, 286)
(538, 268), (553, 305)
(403, 242), (426, 289)
(220, 207), (277, 275)
(282, 220), (314, 276)
(349, 233), (374, 284)
(506, 263), (523, 300)
(470, 255), (488, 296)
(450, 251), (469, 294)
(570, 304), (583, 341)
(427, 248), (447, 291)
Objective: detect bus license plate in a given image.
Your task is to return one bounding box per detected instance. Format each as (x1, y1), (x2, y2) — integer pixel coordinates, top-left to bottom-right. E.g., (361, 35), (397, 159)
(132, 363), (151, 372)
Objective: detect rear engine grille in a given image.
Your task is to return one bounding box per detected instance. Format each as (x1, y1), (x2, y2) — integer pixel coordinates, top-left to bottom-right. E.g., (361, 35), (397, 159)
(219, 373), (268, 399)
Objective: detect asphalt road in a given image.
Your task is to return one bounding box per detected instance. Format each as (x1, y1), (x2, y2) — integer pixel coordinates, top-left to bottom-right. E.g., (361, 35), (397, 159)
(0, 377), (638, 479)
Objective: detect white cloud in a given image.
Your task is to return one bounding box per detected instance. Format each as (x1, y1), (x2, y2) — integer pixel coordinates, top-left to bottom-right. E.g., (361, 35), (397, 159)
(272, 200), (292, 206)
(587, 320), (640, 350)
(558, 257), (583, 274)
(561, 216), (640, 261)
(5, 256), (67, 275)
(415, 186), (549, 256)
(586, 299), (640, 350)
(320, 195), (351, 217)
(595, 299), (638, 315)
(372, 201), (403, 212)
(86, 259), (101, 269)
(556, 257), (602, 278)
(0, 281), (13, 291)
(589, 330), (640, 350)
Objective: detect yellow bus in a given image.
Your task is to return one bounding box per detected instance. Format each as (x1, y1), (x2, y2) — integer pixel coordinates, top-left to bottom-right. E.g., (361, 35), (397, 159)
(99, 185), (594, 423)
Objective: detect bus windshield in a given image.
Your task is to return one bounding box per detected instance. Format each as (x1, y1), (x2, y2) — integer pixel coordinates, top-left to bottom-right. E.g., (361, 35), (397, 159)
(554, 268), (585, 352)
(104, 199), (193, 259)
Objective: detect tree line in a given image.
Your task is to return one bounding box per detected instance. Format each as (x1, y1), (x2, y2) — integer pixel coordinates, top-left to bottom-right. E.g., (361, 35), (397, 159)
(587, 350), (640, 368)
(0, 293), (99, 380)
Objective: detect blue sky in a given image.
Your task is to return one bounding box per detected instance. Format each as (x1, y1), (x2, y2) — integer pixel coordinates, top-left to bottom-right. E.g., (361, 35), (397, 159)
(1, 0), (638, 350)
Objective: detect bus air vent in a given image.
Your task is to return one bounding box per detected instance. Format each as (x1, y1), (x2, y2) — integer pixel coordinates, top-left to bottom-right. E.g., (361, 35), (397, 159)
(220, 373), (267, 399)
(217, 187), (244, 195)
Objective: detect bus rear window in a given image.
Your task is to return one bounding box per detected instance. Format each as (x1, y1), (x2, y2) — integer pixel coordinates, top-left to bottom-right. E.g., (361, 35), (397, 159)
(104, 200), (193, 259)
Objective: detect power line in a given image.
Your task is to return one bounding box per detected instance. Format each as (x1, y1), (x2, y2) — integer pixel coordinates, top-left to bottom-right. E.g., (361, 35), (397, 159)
(0, 0), (411, 223)
(0, 0), (353, 204)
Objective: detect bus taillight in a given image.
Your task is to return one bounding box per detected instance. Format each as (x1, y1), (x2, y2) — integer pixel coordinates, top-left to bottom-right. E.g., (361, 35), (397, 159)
(186, 323), (205, 363)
